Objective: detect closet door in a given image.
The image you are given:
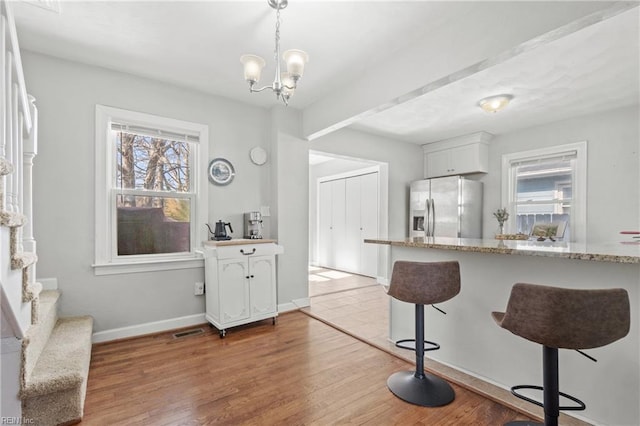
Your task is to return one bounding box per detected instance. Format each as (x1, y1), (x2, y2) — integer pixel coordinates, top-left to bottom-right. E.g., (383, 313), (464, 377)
(318, 181), (333, 268)
(359, 172), (379, 277)
(342, 175), (361, 272)
(331, 179), (347, 269)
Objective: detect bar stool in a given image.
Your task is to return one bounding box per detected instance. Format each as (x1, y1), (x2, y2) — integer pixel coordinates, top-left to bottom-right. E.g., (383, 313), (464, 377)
(492, 283), (630, 426)
(386, 260), (460, 407)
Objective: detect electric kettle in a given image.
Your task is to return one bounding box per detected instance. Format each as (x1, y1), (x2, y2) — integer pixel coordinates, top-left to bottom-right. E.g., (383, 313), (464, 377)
(207, 221), (233, 241)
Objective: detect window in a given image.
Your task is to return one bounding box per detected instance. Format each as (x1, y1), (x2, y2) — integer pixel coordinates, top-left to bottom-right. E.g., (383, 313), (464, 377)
(94, 105), (209, 275)
(501, 142), (587, 242)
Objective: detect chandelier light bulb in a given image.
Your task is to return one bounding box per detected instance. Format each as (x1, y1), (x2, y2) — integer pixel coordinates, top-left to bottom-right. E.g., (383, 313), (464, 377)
(478, 94), (514, 113)
(283, 49), (309, 79)
(240, 55), (266, 84)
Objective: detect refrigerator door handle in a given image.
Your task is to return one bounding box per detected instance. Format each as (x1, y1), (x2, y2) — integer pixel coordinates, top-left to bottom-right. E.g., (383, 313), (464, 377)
(424, 197), (431, 237)
(430, 198), (436, 236)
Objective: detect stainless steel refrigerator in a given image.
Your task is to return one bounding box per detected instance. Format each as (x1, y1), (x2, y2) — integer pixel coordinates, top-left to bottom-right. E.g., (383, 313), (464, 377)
(409, 176), (483, 238)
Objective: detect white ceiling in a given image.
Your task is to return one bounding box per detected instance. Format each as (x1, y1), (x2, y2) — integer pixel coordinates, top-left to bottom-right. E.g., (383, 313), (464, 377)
(9, 0), (640, 145)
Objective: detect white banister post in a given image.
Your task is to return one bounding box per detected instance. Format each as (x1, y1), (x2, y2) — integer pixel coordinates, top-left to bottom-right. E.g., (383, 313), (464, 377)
(0, 12), (5, 162)
(5, 53), (14, 214)
(12, 82), (20, 218)
(23, 96), (36, 286)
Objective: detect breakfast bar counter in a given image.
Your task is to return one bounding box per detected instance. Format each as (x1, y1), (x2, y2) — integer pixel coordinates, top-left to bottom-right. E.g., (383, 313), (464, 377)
(366, 237), (639, 425)
(364, 236), (640, 264)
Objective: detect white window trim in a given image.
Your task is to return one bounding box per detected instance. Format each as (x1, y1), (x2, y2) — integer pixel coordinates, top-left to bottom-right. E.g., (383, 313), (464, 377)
(501, 141), (587, 243)
(93, 105), (209, 275)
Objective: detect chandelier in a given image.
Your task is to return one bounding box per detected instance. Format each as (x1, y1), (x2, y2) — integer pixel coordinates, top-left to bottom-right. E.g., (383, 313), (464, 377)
(240, 0), (309, 106)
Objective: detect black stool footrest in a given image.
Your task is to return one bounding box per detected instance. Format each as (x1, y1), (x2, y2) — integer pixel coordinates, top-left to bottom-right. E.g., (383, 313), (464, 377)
(510, 385), (586, 411)
(395, 339), (440, 352)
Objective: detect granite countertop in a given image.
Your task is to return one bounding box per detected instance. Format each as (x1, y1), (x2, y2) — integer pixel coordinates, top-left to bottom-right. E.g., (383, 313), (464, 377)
(203, 238), (278, 247)
(364, 237), (640, 264)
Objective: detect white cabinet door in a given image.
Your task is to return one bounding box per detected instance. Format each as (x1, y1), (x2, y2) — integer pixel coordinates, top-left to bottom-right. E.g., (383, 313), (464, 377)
(249, 256), (276, 316)
(426, 149), (451, 178)
(449, 143), (488, 174)
(331, 179), (346, 269)
(425, 143), (488, 178)
(318, 181), (333, 267)
(343, 176), (361, 272)
(359, 172), (379, 277)
(317, 172), (379, 276)
(218, 258), (251, 324)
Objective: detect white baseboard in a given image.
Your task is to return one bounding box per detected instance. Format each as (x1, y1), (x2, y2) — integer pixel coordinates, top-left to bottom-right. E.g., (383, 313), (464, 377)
(38, 278), (58, 290)
(376, 276), (389, 286)
(92, 313), (206, 343)
(278, 297), (310, 313)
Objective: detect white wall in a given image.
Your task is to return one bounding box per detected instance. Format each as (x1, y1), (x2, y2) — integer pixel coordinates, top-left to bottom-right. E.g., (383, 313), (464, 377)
(22, 51), (271, 333)
(270, 107), (309, 309)
(480, 105), (640, 243)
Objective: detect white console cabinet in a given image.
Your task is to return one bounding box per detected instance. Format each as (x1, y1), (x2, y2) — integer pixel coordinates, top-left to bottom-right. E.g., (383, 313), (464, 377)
(202, 240), (283, 337)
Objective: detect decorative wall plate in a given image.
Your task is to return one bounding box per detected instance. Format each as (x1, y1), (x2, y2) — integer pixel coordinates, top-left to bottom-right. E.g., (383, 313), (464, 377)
(250, 146), (267, 165)
(208, 158), (235, 185)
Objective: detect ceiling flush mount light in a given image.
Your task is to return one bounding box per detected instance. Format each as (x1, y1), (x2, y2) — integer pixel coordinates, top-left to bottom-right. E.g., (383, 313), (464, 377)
(240, 0), (309, 106)
(478, 94), (514, 113)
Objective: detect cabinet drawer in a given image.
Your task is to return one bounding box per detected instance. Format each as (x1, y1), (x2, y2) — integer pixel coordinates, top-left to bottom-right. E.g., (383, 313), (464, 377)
(215, 243), (282, 259)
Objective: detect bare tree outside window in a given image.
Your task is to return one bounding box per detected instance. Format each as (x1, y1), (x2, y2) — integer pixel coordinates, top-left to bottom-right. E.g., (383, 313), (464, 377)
(114, 131), (193, 255)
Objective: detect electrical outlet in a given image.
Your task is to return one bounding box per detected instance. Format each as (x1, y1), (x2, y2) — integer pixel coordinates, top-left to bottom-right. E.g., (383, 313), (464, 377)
(194, 282), (205, 295)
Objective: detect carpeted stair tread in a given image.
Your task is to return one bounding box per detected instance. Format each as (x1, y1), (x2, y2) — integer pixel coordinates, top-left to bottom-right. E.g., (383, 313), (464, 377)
(38, 289), (60, 306)
(22, 290), (61, 384)
(21, 315), (93, 399)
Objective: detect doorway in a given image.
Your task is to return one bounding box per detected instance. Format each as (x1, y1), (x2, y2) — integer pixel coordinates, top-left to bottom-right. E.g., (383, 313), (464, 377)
(308, 151), (389, 297)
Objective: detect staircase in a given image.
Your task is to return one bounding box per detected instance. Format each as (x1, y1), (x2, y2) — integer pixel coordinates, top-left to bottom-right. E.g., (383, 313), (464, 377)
(1, 1), (93, 424)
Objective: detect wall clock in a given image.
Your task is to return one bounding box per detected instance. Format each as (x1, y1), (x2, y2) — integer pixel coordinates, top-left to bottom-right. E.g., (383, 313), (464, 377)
(208, 158), (235, 186)
(250, 146), (267, 165)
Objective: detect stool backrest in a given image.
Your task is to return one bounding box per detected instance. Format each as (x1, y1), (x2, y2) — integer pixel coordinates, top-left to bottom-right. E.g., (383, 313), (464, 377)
(388, 261), (460, 305)
(499, 283), (630, 349)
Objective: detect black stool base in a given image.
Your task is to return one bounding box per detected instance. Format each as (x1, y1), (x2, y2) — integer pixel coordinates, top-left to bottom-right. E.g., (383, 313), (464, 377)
(387, 371), (455, 407)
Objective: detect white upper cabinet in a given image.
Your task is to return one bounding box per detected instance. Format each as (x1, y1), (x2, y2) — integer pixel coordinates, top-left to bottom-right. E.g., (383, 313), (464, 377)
(424, 132), (492, 178)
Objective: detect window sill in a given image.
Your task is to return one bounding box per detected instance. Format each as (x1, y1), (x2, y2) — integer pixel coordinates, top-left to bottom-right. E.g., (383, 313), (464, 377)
(92, 256), (204, 276)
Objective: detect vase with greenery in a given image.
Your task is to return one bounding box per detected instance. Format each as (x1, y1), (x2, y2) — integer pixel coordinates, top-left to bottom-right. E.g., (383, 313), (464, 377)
(493, 207), (509, 236)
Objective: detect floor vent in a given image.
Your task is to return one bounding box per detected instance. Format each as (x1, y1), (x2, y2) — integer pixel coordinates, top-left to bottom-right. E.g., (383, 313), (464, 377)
(173, 328), (204, 339)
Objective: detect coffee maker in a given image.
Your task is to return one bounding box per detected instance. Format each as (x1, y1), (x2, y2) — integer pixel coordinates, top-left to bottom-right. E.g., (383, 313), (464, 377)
(243, 211), (263, 239)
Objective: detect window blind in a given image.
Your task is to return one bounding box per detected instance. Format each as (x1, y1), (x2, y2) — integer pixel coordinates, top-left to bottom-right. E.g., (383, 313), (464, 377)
(111, 123), (199, 143)
(509, 150), (577, 168)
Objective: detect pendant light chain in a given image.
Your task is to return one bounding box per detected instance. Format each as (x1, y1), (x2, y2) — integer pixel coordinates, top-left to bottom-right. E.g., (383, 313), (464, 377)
(274, 7), (281, 63)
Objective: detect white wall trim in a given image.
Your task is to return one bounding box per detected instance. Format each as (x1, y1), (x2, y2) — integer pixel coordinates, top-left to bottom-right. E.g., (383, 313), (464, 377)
(94, 104), (209, 272)
(317, 165), (380, 184)
(92, 313), (206, 343)
(500, 141), (587, 243)
(278, 297), (310, 313)
(92, 258), (204, 276)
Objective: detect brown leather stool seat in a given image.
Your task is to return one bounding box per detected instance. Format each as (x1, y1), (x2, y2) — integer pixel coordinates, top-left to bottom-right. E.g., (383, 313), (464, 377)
(493, 283), (630, 426)
(386, 260), (460, 407)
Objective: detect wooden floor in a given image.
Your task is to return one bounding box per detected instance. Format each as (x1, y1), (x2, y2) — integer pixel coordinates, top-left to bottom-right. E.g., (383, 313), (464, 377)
(82, 312), (533, 425)
(308, 266), (377, 297)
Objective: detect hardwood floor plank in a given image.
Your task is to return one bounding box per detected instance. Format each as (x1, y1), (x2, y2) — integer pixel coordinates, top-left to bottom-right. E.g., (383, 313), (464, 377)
(81, 312), (531, 425)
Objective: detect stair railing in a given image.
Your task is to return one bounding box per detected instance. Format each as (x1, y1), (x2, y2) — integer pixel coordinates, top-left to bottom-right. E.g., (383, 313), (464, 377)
(1, 0), (36, 337)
